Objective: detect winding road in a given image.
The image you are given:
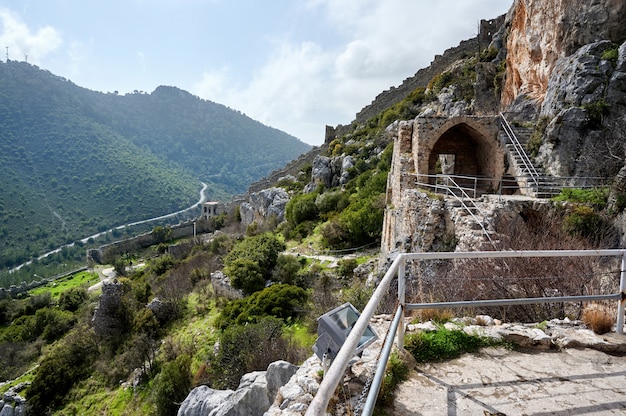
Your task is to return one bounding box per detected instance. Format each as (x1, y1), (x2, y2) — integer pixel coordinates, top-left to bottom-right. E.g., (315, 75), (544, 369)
(9, 182), (209, 273)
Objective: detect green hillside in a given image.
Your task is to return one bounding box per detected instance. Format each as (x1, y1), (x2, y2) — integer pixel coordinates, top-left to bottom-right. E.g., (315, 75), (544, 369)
(0, 61), (310, 269)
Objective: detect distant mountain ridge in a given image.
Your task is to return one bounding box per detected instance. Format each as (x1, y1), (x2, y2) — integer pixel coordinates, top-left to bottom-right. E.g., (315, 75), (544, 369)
(0, 60), (310, 268)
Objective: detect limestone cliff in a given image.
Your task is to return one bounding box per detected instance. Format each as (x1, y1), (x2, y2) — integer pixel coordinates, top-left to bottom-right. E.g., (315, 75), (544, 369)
(503, 0), (626, 107)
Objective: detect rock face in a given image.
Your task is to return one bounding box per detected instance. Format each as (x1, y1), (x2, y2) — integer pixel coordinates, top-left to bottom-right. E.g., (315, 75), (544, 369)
(239, 188), (290, 227)
(304, 155), (353, 193)
(177, 360), (298, 416)
(0, 383), (28, 416)
(503, 0), (626, 107)
(536, 40), (626, 177)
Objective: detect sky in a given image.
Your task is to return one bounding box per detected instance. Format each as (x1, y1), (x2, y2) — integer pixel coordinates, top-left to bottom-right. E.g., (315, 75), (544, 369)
(0, 1), (513, 146)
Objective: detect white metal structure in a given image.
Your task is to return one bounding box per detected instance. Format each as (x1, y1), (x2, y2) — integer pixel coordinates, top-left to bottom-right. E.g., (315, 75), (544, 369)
(305, 249), (626, 416)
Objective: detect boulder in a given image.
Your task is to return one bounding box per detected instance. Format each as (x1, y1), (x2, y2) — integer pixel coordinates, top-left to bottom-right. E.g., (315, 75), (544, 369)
(177, 386), (234, 416)
(178, 360), (299, 416)
(240, 187), (290, 227)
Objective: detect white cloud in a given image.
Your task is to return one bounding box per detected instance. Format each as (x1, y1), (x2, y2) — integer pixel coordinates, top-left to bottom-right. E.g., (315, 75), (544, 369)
(0, 8), (62, 63)
(194, 40), (335, 145)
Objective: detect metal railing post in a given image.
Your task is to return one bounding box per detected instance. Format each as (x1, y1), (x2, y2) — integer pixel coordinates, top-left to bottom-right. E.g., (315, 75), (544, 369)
(397, 256), (406, 350)
(617, 252), (626, 335)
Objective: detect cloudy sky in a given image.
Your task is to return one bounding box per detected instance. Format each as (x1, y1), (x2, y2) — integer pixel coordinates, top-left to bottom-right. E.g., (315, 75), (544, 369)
(0, 1), (512, 145)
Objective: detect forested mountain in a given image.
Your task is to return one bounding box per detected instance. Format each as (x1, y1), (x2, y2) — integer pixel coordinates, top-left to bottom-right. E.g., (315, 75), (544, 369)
(0, 61), (310, 268)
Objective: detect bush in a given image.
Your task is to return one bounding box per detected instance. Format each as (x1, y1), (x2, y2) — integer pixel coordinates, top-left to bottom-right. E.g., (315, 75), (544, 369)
(285, 192), (319, 226)
(582, 303), (613, 334)
(154, 354), (192, 416)
(27, 328), (98, 414)
(553, 188), (609, 209)
(216, 284), (308, 329)
(224, 258), (265, 296)
(405, 326), (500, 363)
(207, 317), (306, 390)
(273, 254), (306, 285)
(58, 287), (88, 312)
(563, 205), (606, 239)
(378, 352), (410, 406)
(583, 99), (610, 129)
(224, 233), (285, 280)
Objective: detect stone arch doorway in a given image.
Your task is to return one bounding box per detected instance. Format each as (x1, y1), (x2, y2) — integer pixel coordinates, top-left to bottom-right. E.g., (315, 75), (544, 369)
(413, 116), (503, 194)
(428, 123), (484, 177)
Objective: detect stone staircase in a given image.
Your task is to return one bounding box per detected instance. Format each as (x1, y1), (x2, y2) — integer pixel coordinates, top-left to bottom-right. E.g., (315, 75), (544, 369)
(499, 117), (562, 198)
(445, 197), (500, 250)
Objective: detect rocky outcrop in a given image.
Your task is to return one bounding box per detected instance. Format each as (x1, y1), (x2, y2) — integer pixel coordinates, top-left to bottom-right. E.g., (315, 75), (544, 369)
(303, 155), (353, 193)
(177, 360), (298, 416)
(239, 188), (290, 227)
(0, 383), (28, 416)
(503, 0), (626, 107)
(536, 40), (626, 177)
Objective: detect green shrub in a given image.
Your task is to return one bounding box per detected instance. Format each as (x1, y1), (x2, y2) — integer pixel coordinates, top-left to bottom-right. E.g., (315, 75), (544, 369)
(583, 99), (610, 129)
(601, 46), (619, 62)
(224, 258), (265, 296)
(285, 192), (319, 226)
(216, 284), (308, 329)
(224, 233), (285, 280)
(208, 317), (297, 390)
(58, 287), (88, 312)
(273, 254), (306, 285)
(527, 116), (550, 157)
(552, 188), (609, 209)
(154, 354), (191, 416)
(563, 205), (607, 239)
(405, 326), (502, 363)
(27, 328), (98, 414)
(378, 352), (410, 406)
(316, 190), (350, 218)
(337, 258), (358, 279)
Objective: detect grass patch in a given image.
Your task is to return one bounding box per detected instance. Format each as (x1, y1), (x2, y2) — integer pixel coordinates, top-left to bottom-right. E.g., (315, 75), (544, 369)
(28, 270), (99, 299)
(405, 326), (509, 363)
(284, 322), (317, 349)
(552, 188), (609, 209)
(582, 303), (613, 335)
(377, 351), (410, 406)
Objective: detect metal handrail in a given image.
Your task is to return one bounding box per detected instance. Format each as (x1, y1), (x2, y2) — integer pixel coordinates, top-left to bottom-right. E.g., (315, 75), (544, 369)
(499, 112), (540, 188)
(305, 249), (626, 416)
(442, 176), (496, 247)
(415, 172), (609, 199)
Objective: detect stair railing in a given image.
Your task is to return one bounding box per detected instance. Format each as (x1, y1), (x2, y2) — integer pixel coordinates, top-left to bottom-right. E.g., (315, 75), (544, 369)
(499, 112), (540, 190)
(443, 176), (496, 248)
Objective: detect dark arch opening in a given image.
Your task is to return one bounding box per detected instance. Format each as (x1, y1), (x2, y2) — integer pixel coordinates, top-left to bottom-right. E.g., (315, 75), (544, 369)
(428, 123), (490, 191)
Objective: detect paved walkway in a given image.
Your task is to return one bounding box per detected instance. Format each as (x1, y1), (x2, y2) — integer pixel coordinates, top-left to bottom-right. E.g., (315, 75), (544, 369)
(392, 347), (626, 415)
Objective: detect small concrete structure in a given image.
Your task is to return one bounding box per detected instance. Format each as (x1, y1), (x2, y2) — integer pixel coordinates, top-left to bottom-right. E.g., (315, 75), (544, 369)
(202, 201), (224, 220)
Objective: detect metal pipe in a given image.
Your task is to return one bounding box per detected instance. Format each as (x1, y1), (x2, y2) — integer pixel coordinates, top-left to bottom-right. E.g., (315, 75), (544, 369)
(617, 252), (626, 335)
(397, 256), (406, 350)
(305, 254), (404, 416)
(403, 249), (626, 261)
(361, 304), (404, 416)
(406, 293), (621, 310)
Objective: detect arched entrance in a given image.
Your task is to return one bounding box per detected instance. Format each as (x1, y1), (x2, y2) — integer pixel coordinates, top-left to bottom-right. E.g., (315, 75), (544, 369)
(412, 116), (504, 195)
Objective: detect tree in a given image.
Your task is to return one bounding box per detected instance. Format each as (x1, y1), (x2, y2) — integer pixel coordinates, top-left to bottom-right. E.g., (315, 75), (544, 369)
(217, 284), (308, 328)
(224, 258), (265, 296)
(273, 254), (305, 285)
(224, 233), (285, 280)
